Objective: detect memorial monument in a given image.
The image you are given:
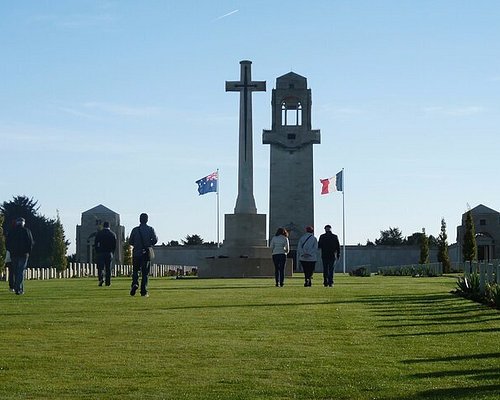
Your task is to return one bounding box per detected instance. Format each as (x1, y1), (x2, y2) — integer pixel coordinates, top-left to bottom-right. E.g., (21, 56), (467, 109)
(223, 60), (267, 254)
(76, 204), (125, 263)
(198, 60), (279, 278)
(263, 72), (321, 258)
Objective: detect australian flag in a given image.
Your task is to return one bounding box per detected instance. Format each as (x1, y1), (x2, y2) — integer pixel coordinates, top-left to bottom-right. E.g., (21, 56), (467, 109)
(196, 171), (218, 195)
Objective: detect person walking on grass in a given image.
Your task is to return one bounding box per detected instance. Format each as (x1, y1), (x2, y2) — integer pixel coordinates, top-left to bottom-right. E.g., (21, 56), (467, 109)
(5, 250), (14, 292)
(94, 221), (117, 287)
(128, 213), (158, 297)
(269, 227), (290, 287)
(5, 217), (34, 295)
(318, 224), (341, 287)
(297, 226), (318, 287)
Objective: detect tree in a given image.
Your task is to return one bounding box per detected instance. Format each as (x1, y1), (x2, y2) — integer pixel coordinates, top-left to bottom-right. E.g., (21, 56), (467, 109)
(405, 232), (438, 247)
(0, 195), (40, 223)
(419, 228), (430, 264)
(167, 240), (180, 247)
(462, 210), (477, 264)
(123, 237), (132, 265)
(375, 227), (404, 246)
(406, 232), (423, 246)
(182, 234), (204, 246)
(1, 195), (69, 267)
(0, 213), (5, 273)
(437, 218), (452, 273)
(428, 235), (438, 248)
(52, 212), (68, 271)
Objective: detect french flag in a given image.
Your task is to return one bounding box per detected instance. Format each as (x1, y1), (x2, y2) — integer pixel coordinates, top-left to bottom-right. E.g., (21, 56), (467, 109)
(320, 170), (343, 195)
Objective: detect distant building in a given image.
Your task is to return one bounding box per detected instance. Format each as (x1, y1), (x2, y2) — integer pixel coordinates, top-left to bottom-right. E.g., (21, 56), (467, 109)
(76, 204), (125, 263)
(456, 204), (500, 261)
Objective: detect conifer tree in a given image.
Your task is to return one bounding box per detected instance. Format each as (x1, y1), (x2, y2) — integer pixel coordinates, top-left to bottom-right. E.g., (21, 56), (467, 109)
(419, 228), (430, 264)
(462, 210), (477, 264)
(437, 218), (452, 273)
(52, 212), (68, 271)
(1, 195), (55, 267)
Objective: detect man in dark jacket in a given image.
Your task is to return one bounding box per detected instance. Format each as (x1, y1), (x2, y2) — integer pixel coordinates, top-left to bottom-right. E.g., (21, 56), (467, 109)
(6, 217), (34, 295)
(318, 224), (341, 287)
(128, 213), (158, 297)
(94, 221), (117, 286)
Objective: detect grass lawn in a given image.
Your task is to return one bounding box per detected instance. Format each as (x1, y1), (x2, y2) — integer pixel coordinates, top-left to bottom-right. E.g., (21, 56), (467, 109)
(1, 274), (499, 400)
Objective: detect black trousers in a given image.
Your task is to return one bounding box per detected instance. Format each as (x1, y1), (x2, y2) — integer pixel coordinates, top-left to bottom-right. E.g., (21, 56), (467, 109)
(322, 257), (336, 285)
(97, 252), (113, 285)
(301, 261), (316, 285)
(272, 254), (286, 286)
(132, 255), (151, 295)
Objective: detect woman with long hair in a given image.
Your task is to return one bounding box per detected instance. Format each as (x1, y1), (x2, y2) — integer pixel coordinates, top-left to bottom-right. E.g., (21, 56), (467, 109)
(269, 227), (290, 287)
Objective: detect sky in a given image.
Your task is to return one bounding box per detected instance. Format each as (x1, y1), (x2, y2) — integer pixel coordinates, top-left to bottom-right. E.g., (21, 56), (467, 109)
(2, 1), (499, 254)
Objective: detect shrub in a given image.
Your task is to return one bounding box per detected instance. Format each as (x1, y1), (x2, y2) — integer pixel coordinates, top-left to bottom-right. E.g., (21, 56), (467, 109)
(378, 265), (441, 277)
(485, 283), (500, 309)
(455, 272), (481, 301)
(349, 267), (371, 277)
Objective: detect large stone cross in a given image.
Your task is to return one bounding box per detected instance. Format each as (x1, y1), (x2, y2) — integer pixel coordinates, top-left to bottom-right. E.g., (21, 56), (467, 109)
(226, 60), (266, 214)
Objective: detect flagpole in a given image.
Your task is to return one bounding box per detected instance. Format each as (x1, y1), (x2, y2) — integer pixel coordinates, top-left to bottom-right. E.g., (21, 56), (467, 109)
(342, 168), (346, 274)
(216, 168), (220, 248)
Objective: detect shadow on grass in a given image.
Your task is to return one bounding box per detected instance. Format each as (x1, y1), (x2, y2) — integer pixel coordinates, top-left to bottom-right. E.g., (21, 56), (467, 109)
(372, 304), (486, 316)
(403, 352), (500, 363)
(154, 284), (280, 291)
(384, 327), (499, 337)
(409, 367), (499, 379)
(154, 300), (336, 311)
(379, 315), (500, 328)
(401, 353), (500, 399)
(403, 384), (500, 399)
(343, 293), (453, 304)
(348, 292), (500, 337)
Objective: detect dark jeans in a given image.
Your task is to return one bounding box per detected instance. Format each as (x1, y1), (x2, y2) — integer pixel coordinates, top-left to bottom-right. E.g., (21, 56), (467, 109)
(322, 257), (336, 286)
(11, 254), (29, 294)
(301, 261), (316, 286)
(132, 255), (151, 295)
(7, 263), (14, 290)
(97, 252), (113, 285)
(272, 254), (286, 286)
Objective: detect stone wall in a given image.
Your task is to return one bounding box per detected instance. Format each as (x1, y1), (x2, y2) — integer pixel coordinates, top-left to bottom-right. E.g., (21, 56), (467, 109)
(153, 244), (440, 273)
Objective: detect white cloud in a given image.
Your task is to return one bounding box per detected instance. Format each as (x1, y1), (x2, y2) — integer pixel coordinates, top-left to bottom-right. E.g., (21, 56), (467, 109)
(423, 106), (485, 116)
(0, 123), (137, 154)
(83, 102), (164, 117)
(318, 104), (363, 119)
(57, 14), (116, 28)
(57, 106), (100, 120)
(28, 8), (117, 29)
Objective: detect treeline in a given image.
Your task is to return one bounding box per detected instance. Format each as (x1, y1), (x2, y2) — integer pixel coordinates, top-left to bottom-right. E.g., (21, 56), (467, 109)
(164, 234), (219, 247)
(0, 196), (69, 270)
(366, 226), (440, 247)
(365, 220), (452, 271)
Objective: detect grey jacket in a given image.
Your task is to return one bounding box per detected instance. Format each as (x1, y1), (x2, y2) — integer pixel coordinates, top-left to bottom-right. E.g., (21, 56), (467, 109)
(297, 233), (318, 262)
